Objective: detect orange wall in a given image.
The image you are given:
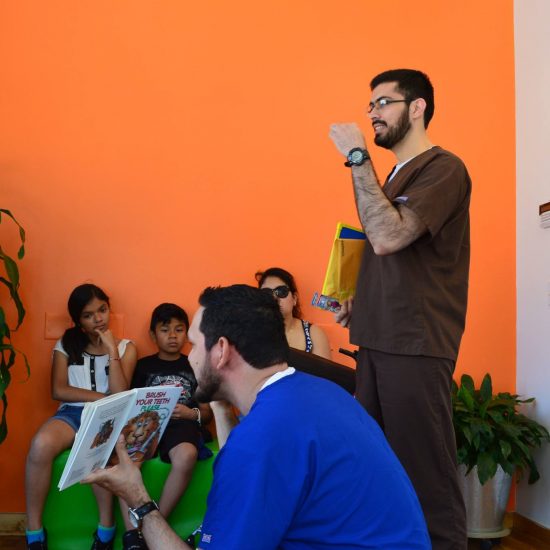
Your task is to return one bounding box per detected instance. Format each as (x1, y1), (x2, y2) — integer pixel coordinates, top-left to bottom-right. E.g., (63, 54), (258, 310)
(0, 1), (515, 512)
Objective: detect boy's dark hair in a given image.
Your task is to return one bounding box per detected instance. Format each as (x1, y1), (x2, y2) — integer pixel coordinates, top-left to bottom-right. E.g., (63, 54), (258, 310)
(63, 283), (110, 365)
(255, 266), (302, 318)
(198, 284), (289, 369)
(150, 303), (189, 332)
(370, 69), (435, 128)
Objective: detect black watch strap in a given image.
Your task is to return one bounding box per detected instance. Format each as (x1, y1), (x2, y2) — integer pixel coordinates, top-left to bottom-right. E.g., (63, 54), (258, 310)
(129, 500), (159, 527)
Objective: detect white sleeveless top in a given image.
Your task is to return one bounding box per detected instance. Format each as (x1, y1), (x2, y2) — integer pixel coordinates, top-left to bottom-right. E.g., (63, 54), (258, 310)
(54, 338), (131, 407)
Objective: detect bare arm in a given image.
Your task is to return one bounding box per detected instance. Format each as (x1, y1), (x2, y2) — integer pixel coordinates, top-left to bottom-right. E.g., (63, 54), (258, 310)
(210, 400), (238, 449)
(170, 402), (213, 425)
(51, 350), (105, 402)
(329, 123), (427, 255)
(96, 331), (137, 393)
(84, 437), (191, 550)
(309, 325), (331, 360)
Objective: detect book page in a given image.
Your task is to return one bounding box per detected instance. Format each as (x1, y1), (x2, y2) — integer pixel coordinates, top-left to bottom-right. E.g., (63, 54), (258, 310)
(58, 390), (136, 490)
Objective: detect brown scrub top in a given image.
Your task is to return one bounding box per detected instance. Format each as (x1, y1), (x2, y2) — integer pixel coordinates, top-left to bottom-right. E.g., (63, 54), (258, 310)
(350, 146), (471, 361)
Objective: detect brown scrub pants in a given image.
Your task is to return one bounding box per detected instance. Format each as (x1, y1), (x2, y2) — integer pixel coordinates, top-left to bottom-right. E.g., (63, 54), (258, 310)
(356, 348), (467, 550)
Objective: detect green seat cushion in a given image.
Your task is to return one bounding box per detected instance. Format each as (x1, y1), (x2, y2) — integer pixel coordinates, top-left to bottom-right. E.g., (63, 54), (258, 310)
(43, 441), (218, 550)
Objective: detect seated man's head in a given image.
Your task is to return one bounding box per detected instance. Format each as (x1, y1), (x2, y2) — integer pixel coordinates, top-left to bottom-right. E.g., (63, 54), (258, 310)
(188, 285), (289, 402)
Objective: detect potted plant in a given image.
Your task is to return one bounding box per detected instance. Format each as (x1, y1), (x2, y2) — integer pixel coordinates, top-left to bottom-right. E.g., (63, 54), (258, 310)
(0, 208), (28, 444)
(452, 373), (550, 538)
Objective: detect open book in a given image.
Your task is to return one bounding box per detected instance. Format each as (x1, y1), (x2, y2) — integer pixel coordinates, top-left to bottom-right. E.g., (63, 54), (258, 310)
(58, 385), (181, 490)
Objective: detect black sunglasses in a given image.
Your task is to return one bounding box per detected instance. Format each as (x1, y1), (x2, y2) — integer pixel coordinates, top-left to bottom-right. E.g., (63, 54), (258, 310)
(270, 285), (291, 299)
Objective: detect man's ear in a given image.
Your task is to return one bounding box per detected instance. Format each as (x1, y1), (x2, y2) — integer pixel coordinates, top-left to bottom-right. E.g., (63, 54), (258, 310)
(212, 336), (232, 370)
(410, 98), (427, 122)
(149, 330), (157, 344)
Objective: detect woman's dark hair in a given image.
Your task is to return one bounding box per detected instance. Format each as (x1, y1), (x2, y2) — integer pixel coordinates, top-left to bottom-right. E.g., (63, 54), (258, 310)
(62, 284), (110, 365)
(255, 267), (302, 319)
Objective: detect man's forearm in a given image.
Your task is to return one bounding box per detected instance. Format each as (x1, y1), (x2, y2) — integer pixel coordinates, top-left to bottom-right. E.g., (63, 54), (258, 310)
(328, 122), (426, 255)
(141, 511), (192, 550)
(351, 163), (425, 255)
(130, 489), (192, 549)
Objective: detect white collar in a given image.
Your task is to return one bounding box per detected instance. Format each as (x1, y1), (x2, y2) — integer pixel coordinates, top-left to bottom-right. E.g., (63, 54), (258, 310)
(260, 367), (295, 392)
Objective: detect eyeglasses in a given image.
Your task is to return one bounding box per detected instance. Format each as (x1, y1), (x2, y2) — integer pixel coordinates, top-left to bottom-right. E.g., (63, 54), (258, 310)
(269, 285), (291, 299)
(367, 98), (409, 114)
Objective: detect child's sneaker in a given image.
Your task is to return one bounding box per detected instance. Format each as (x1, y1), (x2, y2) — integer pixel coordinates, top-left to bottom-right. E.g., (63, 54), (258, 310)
(122, 528), (148, 550)
(90, 531), (114, 550)
(26, 528), (47, 550)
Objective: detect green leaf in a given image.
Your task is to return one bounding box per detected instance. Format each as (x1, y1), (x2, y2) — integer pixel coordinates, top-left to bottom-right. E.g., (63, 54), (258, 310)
(0, 277), (26, 328)
(477, 452), (498, 485)
(0, 393), (7, 445)
(0, 249), (19, 289)
(479, 373), (493, 403)
(461, 374), (475, 394)
(499, 439), (512, 459)
(457, 385), (475, 412)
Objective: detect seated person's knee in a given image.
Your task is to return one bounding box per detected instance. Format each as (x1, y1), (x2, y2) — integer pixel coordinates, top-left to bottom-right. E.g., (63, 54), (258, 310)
(169, 443), (198, 470)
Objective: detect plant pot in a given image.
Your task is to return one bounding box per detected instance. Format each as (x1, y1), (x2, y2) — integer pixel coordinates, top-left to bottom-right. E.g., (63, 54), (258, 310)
(459, 464), (512, 537)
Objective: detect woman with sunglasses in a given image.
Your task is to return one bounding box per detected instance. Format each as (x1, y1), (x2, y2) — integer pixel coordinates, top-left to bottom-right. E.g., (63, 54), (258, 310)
(256, 267), (331, 360)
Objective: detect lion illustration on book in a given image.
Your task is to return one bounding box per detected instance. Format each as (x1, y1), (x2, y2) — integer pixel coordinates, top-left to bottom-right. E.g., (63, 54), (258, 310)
(120, 411), (161, 463)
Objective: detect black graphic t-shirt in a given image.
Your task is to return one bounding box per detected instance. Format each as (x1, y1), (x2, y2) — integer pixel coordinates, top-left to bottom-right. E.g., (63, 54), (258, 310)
(131, 354), (198, 407)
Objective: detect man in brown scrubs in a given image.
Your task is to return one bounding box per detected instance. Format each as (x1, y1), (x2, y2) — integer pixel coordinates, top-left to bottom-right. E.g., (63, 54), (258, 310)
(329, 69), (470, 550)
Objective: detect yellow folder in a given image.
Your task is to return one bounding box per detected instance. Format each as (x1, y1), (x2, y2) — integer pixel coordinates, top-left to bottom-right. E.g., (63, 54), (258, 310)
(321, 222), (366, 302)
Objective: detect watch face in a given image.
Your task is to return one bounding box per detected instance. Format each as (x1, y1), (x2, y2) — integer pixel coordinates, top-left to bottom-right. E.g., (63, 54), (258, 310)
(350, 150), (364, 163)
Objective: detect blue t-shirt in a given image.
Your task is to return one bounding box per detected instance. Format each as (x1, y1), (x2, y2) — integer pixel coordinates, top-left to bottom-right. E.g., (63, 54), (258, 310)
(200, 371), (429, 549)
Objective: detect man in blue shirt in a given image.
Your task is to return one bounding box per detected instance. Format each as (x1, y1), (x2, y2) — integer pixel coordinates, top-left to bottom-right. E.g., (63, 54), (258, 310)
(86, 285), (430, 549)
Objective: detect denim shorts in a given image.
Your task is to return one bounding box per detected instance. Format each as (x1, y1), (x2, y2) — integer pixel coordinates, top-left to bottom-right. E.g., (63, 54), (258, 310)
(52, 404), (84, 432)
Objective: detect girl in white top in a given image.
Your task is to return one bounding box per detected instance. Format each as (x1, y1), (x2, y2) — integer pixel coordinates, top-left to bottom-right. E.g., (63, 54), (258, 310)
(25, 284), (137, 550)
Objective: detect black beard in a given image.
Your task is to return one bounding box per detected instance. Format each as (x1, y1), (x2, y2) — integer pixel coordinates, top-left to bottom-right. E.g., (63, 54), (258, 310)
(374, 109), (411, 150)
(194, 362), (222, 403)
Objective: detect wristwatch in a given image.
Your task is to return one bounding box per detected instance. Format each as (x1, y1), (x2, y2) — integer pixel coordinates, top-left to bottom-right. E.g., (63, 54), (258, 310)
(344, 147), (370, 167)
(128, 500), (159, 528)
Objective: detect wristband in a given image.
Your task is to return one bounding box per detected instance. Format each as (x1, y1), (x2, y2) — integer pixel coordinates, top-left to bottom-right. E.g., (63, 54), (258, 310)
(192, 407), (201, 425)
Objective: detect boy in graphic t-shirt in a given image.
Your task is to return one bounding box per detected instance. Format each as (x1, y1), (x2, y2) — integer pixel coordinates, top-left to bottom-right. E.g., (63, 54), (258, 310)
(121, 303), (212, 550)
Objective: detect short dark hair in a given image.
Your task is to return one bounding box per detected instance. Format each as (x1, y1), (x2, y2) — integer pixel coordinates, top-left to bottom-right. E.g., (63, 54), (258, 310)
(198, 284), (289, 369)
(370, 69), (435, 128)
(255, 267), (302, 319)
(150, 303), (189, 332)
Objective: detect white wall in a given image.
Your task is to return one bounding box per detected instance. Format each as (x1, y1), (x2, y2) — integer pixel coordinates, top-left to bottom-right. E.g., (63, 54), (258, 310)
(515, 0), (550, 528)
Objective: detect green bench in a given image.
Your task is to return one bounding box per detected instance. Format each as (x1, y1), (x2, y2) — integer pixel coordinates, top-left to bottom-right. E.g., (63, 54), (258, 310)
(43, 442), (218, 550)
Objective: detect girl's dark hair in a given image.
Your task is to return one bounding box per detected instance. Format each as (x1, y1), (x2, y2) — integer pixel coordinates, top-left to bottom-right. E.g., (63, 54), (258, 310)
(62, 284), (110, 365)
(255, 267), (302, 319)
